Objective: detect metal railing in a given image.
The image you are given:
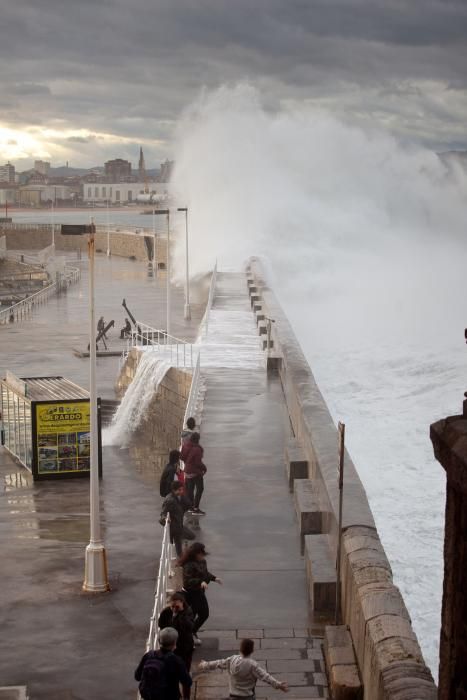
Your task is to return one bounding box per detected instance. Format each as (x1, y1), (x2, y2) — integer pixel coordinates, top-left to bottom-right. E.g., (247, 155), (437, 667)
(0, 265), (81, 325)
(146, 515), (174, 651)
(203, 261), (217, 337)
(0, 222), (159, 237)
(184, 354), (201, 426)
(129, 322), (195, 368)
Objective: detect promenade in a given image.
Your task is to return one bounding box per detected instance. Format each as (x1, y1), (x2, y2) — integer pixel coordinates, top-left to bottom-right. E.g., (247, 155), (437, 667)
(0, 259), (328, 698)
(188, 272), (328, 699)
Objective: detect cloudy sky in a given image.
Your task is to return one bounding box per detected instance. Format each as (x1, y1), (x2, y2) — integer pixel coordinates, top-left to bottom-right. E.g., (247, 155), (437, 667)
(1, 0), (466, 169)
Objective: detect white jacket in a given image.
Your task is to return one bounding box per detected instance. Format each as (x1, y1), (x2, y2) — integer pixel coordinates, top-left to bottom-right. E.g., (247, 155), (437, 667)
(200, 654), (282, 697)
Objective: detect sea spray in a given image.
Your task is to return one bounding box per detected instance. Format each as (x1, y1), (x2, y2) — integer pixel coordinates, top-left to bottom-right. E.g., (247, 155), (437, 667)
(103, 353), (170, 447)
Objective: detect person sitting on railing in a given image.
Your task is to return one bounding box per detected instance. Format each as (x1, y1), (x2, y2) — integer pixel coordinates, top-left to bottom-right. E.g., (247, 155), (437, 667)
(181, 417), (196, 444)
(119, 317), (131, 339)
(135, 627), (192, 700)
(160, 481), (195, 557)
(179, 542), (223, 646)
(97, 315), (108, 339)
(180, 432), (207, 515)
(158, 593), (194, 699)
(160, 450), (184, 498)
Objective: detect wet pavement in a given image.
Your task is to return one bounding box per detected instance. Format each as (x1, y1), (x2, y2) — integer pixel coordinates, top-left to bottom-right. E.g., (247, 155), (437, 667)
(0, 253), (204, 699)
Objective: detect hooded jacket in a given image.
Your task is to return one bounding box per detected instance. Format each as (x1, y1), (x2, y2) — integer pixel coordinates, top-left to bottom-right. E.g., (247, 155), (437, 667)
(158, 605), (194, 656)
(182, 559), (217, 591)
(180, 441), (206, 478)
(199, 655), (282, 697)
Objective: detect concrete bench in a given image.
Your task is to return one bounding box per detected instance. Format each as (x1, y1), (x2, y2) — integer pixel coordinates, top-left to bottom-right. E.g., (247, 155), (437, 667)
(293, 479), (322, 554)
(285, 439), (308, 491)
(262, 338), (274, 350)
(305, 534), (337, 616)
(256, 312), (265, 324)
(266, 352), (282, 373)
(258, 321), (267, 335)
(324, 625), (362, 700)
(253, 303), (262, 313)
(250, 294), (260, 308)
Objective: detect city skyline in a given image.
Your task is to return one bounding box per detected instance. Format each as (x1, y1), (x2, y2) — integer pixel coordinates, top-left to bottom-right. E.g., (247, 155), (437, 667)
(1, 0), (466, 169)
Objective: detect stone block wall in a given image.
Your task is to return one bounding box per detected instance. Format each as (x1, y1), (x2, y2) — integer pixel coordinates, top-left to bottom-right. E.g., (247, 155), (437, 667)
(116, 348), (192, 465)
(0, 225), (167, 265)
(247, 257), (436, 700)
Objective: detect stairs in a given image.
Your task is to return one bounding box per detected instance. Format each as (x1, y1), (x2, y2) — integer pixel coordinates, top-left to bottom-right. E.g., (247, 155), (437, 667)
(99, 399), (120, 426)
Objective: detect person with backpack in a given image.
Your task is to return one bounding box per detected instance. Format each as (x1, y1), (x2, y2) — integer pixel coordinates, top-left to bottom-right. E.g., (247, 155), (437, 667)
(198, 637), (289, 699)
(134, 627), (192, 700)
(180, 432), (206, 515)
(160, 449), (184, 498)
(160, 481), (195, 557)
(179, 542), (222, 645)
(158, 593), (194, 699)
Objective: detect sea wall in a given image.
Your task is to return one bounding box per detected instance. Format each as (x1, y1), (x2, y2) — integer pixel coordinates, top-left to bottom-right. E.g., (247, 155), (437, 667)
(116, 347), (191, 461)
(247, 257), (436, 700)
(0, 224), (167, 265)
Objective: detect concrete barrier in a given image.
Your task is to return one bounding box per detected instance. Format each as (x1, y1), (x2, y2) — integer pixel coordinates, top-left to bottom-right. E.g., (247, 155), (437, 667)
(246, 257), (436, 699)
(294, 478), (323, 553)
(324, 625), (362, 699)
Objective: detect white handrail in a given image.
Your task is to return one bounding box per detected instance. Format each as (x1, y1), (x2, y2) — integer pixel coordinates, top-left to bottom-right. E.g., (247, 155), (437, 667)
(184, 354), (201, 427)
(146, 515), (174, 651)
(126, 321), (195, 368)
(203, 261), (217, 337)
(0, 265), (81, 325)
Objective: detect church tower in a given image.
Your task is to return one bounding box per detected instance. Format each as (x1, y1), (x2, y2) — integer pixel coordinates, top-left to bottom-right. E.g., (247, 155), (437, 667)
(138, 146), (146, 182)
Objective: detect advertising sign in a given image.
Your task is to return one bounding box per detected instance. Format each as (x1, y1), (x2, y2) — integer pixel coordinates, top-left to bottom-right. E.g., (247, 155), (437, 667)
(36, 401), (91, 474)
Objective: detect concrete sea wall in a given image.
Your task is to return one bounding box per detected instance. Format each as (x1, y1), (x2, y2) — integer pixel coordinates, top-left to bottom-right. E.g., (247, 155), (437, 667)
(247, 257), (436, 700)
(0, 224), (168, 265)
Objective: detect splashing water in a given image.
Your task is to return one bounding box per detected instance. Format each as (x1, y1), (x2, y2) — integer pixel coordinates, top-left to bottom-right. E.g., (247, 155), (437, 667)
(103, 354), (170, 447)
(170, 84), (467, 676)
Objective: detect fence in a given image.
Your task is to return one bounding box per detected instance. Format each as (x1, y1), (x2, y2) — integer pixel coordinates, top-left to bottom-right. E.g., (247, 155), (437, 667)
(127, 322), (195, 368)
(0, 265), (81, 325)
(145, 515), (174, 651)
(0, 222), (158, 237)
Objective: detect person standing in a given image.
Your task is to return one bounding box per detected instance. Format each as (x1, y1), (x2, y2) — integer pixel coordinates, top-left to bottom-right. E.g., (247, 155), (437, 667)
(160, 449), (184, 497)
(160, 482), (194, 557)
(198, 638), (289, 698)
(179, 542), (222, 645)
(97, 315), (107, 339)
(181, 417), (196, 444)
(158, 593), (194, 699)
(134, 627), (192, 700)
(180, 432), (206, 514)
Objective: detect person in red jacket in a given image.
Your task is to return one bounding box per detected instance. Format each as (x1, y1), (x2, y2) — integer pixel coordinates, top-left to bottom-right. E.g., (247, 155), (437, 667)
(180, 432), (206, 515)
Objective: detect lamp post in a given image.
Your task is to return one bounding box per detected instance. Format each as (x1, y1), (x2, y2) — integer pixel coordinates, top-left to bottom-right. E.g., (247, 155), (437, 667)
(106, 200), (111, 257)
(153, 209), (171, 336)
(177, 207), (191, 321)
(152, 208), (157, 271)
(51, 201), (55, 253)
(60, 221), (109, 593)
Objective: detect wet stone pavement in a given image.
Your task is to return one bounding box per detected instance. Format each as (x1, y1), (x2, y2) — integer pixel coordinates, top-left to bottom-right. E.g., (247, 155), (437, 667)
(193, 629), (328, 699)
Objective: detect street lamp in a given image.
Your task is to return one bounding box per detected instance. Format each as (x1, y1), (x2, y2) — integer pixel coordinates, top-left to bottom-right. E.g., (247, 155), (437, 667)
(153, 209), (171, 336)
(177, 207), (191, 321)
(51, 200), (55, 253)
(106, 200), (111, 257)
(61, 221), (109, 593)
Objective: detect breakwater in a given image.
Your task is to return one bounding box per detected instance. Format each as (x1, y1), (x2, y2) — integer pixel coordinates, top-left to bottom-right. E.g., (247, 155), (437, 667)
(0, 223), (167, 265)
(247, 257), (437, 700)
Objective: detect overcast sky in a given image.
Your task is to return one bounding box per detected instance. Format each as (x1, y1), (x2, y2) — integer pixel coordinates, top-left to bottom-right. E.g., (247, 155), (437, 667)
(1, 0), (466, 169)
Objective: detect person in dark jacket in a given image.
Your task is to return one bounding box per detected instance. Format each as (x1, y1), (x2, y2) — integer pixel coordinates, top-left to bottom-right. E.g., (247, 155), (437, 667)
(160, 449), (183, 497)
(135, 627), (192, 700)
(160, 481), (194, 557)
(159, 592), (194, 699)
(179, 542), (223, 644)
(180, 432), (206, 514)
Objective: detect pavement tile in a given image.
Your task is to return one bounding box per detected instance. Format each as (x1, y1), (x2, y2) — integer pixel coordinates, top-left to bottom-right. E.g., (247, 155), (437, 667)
(195, 686), (229, 699)
(264, 628), (295, 637)
(195, 672), (227, 686)
(256, 687), (320, 698)
(258, 672), (308, 686)
(200, 630), (237, 638)
(266, 659), (315, 673)
(312, 672), (328, 686)
(306, 648), (325, 660)
(293, 628), (310, 637)
(261, 638), (309, 649)
(218, 638), (260, 651)
(253, 648), (302, 660)
(238, 629), (264, 638)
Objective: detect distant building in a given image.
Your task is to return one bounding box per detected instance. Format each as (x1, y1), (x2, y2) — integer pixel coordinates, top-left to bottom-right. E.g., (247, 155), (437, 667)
(34, 160), (51, 176)
(82, 182), (170, 204)
(138, 147), (146, 182)
(159, 159), (174, 182)
(0, 162), (15, 184)
(0, 184), (18, 205)
(18, 185), (73, 206)
(104, 158), (132, 182)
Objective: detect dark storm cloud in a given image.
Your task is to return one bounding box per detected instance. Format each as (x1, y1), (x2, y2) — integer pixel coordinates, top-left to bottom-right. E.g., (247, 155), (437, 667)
(1, 0), (466, 164)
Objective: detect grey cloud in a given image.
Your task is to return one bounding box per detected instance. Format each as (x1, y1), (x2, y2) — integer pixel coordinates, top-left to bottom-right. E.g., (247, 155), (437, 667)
(0, 0), (466, 163)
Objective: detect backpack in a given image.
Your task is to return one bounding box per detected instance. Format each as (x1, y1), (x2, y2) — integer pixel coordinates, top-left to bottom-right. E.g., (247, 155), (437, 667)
(139, 651), (168, 700)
